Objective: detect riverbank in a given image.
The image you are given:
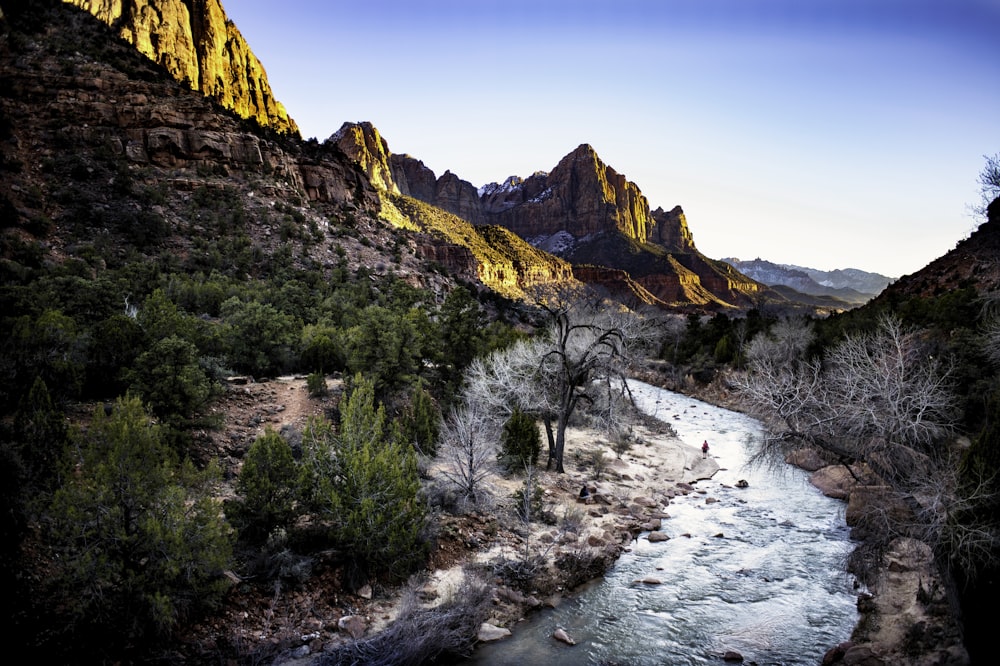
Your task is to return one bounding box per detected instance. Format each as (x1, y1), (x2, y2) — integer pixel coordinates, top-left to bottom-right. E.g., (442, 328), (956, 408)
(669, 370), (971, 666)
(412, 409), (724, 642)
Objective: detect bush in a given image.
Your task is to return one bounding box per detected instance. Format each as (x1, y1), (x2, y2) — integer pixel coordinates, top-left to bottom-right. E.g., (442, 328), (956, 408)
(227, 428), (299, 543)
(399, 380), (440, 456)
(497, 407), (541, 472)
(306, 372), (328, 397)
(300, 375), (426, 590)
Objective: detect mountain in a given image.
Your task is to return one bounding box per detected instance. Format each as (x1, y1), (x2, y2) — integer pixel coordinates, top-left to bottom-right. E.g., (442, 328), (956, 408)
(334, 124), (763, 311)
(65, 0), (298, 135)
(870, 197), (1000, 304)
(0, 2), (570, 303)
(723, 257), (892, 306)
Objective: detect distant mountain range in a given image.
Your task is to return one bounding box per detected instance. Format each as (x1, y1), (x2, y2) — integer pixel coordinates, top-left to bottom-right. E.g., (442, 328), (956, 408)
(722, 258), (894, 305)
(13, 1), (931, 317)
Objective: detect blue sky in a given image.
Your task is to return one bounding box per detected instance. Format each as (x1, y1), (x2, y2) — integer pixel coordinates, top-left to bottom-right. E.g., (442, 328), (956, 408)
(225, 0), (1000, 277)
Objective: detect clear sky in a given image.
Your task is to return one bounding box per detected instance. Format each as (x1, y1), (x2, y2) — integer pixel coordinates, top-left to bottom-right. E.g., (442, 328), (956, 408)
(225, 0), (1000, 278)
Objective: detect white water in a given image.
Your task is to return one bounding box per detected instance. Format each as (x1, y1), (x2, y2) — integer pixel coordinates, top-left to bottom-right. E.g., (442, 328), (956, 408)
(466, 381), (858, 665)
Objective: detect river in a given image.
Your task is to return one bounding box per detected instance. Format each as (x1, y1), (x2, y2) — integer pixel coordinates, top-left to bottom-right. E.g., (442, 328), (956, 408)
(465, 380), (858, 665)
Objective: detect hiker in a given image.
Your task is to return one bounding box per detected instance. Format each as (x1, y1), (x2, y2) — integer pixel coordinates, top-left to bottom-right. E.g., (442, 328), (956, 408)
(702, 440), (710, 458)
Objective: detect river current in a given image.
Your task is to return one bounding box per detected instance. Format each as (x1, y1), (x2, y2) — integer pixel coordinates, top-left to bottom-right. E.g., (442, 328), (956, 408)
(466, 380), (858, 665)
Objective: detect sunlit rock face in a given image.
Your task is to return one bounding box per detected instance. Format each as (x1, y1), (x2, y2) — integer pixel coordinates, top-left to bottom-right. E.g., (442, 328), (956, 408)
(482, 144), (660, 244)
(330, 121), (399, 195)
(65, 0), (298, 135)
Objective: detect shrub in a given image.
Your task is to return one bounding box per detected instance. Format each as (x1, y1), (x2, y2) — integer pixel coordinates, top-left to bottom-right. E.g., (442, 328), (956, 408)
(497, 407), (541, 472)
(47, 396), (232, 651)
(227, 428), (299, 543)
(306, 372), (328, 397)
(300, 375), (426, 590)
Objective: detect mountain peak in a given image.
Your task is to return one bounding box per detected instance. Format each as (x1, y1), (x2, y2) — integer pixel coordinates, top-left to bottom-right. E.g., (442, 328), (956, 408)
(65, 0), (298, 135)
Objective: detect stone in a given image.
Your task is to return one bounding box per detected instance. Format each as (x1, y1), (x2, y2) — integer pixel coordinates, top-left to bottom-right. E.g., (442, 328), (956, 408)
(785, 447), (827, 472)
(810, 465), (862, 500)
(67, 0), (297, 135)
(477, 623), (511, 642)
(647, 531), (670, 543)
(337, 615), (367, 639)
(723, 650), (744, 662)
(553, 628), (576, 645)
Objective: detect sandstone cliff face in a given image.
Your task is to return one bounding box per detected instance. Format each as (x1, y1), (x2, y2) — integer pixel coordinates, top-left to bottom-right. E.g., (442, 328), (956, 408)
(482, 144), (660, 245)
(390, 154), (437, 203)
(2, 10), (373, 212)
(65, 0), (298, 135)
(651, 205), (695, 252)
(434, 171), (485, 226)
(330, 121), (399, 194)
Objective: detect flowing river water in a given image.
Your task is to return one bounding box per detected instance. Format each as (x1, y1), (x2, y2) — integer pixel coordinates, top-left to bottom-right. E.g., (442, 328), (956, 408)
(466, 380), (858, 665)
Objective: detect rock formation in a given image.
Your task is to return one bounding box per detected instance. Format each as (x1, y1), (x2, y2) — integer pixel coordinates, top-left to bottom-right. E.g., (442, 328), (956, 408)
(482, 144), (658, 244)
(65, 0), (298, 135)
(330, 121), (399, 194)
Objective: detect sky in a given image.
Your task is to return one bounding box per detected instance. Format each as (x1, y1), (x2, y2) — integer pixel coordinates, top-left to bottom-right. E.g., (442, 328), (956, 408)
(225, 0), (1000, 278)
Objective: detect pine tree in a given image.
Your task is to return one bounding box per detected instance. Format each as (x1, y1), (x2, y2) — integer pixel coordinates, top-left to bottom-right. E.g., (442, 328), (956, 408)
(228, 428), (299, 543)
(47, 395), (232, 649)
(304, 374), (426, 590)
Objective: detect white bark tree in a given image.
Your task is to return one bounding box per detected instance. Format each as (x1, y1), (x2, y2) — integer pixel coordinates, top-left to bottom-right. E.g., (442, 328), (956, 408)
(740, 314), (997, 576)
(462, 287), (655, 473)
(436, 404), (499, 509)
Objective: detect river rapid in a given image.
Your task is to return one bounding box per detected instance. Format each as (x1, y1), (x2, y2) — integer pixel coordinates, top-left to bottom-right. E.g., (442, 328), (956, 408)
(466, 380), (858, 666)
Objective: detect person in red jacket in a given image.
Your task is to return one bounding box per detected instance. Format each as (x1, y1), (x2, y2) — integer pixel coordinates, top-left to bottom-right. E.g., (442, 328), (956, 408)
(702, 440), (710, 458)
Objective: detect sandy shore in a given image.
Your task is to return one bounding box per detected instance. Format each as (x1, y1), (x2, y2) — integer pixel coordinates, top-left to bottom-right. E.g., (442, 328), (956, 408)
(407, 419), (722, 639)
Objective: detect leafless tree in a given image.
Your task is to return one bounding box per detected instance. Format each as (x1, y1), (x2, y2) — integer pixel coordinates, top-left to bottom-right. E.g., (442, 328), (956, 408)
(463, 285), (655, 473)
(436, 404), (499, 509)
(972, 152), (1000, 220)
(982, 291), (1000, 367)
(740, 313), (998, 577)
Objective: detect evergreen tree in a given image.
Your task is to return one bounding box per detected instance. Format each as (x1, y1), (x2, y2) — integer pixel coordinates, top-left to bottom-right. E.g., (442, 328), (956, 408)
(228, 428), (299, 543)
(498, 407), (541, 472)
(303, 374), (426, 590)
(400, 379), (441, 456)
(47, 396), (232, 652)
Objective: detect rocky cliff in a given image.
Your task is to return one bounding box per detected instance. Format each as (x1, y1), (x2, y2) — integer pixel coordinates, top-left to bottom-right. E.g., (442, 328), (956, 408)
(475, 145), (759, 309)
(331, 122), (762, 310)
(64, 0), (298, 135)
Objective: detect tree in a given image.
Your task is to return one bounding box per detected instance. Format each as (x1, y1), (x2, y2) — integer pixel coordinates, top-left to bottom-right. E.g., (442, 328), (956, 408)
(497, 407), (541, 472)
(437, 404), (498, 508)
(127, 335), (212, 422)
(301, 375), (426, 589)
(740, 314), (997, 578)
(221, 297), (297, 377)
(228, 428), (299, 543)
(47, 396), (232, 650)
(343, 305), (422, 396)
(399, 379), (441, 456)
(463, 287), (651, 472)
(972, 152), (1000, 220)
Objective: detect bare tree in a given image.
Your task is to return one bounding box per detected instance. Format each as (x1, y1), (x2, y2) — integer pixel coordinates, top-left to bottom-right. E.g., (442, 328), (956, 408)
(982, 291), (1000, 367)
(740, 313), (998, 577)
(436, 404), (499, 509)
(463, 286), (654, 473)
(972, 152), (1000, 220)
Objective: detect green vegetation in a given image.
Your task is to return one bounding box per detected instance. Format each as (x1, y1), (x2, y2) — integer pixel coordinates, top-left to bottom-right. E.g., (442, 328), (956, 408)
(498, 407), (542, 472)
(300, 375), (427, 590)
(47, 396), (232, 657)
